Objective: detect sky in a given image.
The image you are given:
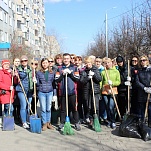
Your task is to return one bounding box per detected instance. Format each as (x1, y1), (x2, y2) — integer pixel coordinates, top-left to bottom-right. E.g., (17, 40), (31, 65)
(44, 0), (145, 55)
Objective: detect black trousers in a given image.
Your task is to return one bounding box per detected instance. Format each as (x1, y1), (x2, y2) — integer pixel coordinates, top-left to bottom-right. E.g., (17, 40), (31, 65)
(60, 94), (79, 124)
(83, 93), (100, 119)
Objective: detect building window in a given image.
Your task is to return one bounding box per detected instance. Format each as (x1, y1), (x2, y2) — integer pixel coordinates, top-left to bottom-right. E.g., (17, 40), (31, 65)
(34, 9), (36, 14)
(25, 32), (29, 40)
(9, 16), (12, 26)
(9, 34), (12, 42)
(0, 9), (3, 21)
(0, 30), (4, 42)
(35, 30), (38, 36)
(4, 12), (7, 23)
(34, 19), (37, 24)
(17, 5), (21, 13)
(12, 3), (15, 11)
(9, 0), (11, 8)
(4, 32), (8, 42)
(18, 36), (22, 44)
(17, 20), (21, 29)
(35, 40), (38, 45)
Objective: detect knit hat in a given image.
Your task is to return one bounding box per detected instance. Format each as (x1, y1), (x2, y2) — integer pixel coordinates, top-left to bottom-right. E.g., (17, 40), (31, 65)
(21, 55), (28, 61)
(116, 56), (124, 63)
(1, 60), (10, 66)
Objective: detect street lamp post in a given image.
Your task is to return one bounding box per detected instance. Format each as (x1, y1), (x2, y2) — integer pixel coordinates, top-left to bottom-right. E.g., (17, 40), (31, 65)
(105, 12), (108, 57)
(105, 7), (116, 57)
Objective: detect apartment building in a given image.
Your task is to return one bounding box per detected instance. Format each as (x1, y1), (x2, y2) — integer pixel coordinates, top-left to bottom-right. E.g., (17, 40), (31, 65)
(0, 0), (50, 59)
(0, 0), (14, 59)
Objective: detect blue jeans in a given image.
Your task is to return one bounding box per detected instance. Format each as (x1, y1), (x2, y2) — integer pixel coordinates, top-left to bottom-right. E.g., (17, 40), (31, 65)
(100, 99), (107, 120)
(17, 91), (32, 123)
(103, 95), (115, 123)
(4, 104), (14, 116)
(38, 91), (53, 125)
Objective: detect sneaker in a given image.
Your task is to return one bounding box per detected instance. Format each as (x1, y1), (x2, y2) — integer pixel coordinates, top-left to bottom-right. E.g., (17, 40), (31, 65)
(58, 123), (64, 131)
(75, 123), (81, 131)
(23, 122), (29, 129)
(106, 121), (111, 128)
(111, 123), (116, 129)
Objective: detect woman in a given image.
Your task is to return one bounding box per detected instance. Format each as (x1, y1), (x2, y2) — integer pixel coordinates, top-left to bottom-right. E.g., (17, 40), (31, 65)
(54, 54), (63, 66)
(13, 57), (21, 124)
(0, 60), (14, 117)
(130, 56), (139, 114)
(80, 56), (102, 127)
(36, 58), (56, 131)
(16, 55), (33, 129)
(101, 58), (121, 129)
(135, 55), (151, 126)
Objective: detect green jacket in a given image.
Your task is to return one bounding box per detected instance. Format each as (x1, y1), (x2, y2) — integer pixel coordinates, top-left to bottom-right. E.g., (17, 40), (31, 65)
(101, 66), (121, 89)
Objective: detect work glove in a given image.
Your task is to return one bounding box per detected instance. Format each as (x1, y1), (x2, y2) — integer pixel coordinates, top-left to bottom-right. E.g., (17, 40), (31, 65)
(108, 80), (112, 85)
(124, 81), (131, 86)
(62, 69), (68, 75)
(127, 76), (131, 82)
(65, 68), (72, 74)
(10, 86), (14, 91)
(52, 96), (58, 110)
(89, 70), (94, 76)
(32, 77), (37, 83)
(144, 87), (151, 94)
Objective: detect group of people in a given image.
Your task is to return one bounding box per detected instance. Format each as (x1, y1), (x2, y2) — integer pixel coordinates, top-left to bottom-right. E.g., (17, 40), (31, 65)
(0, 51), (151, 132)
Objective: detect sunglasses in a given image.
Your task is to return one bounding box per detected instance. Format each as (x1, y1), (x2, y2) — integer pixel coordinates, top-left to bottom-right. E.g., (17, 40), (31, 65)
(49, 60), (54, 63)
(71, 57), (75, 59)
(140, 59), (147, 62)
(96, 56), (101, 59)
(31, 63), (38, 65)
(21, 60), (28, 62)
(132, 60), (138, 62)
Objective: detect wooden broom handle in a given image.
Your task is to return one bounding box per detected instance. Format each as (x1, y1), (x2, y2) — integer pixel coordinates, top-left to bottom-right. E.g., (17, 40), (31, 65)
(127, 60), (130, 113)
(14, 66), (33, 115)
(104, 67), (121, 120)
(33, 69), (37, 115)
(9, 66), (15, 115)
(65, 73), (68, 116)
(90, 77), (97, 114)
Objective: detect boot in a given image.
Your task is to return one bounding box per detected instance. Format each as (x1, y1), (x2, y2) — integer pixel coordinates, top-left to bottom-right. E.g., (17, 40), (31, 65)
(42, 123), (47, 131)
(47, 122), (54, 130)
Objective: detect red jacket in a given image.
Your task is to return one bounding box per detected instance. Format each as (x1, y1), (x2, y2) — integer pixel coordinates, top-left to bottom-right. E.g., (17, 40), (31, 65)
(0, 69), (14, 104)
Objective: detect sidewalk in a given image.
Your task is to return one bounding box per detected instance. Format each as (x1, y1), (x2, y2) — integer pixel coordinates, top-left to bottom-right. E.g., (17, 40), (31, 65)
(0, 122), (151, 151)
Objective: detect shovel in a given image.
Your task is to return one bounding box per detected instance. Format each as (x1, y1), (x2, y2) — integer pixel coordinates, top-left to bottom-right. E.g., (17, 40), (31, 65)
(30, 69), (41, 133)
(3, 67), (15, 131)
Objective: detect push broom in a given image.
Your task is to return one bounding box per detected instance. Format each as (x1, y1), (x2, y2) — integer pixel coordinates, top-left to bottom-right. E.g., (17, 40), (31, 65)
(63, 73), (74, 135)
(3, 66), (15, 131)
(123, 60), (131, 121)
(90, 76), (101, 132)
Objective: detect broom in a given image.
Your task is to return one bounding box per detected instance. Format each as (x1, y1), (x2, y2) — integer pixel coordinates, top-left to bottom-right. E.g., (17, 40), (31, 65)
(104, 68), (122, 121)
(144, 81), (151, 124)
(90, 77), (101, 132)
(123, 60), (130, 121)
(63, 73), (74, 135)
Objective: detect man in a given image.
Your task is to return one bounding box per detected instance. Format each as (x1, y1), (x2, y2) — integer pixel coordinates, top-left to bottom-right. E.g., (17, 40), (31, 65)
(55, 53), (81, 131)
(0, 60), (14, 116)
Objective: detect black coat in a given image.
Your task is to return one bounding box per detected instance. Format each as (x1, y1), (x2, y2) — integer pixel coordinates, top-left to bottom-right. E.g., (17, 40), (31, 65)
(135, 67), (151, 102)
(80, 65), (102, 100)
(117, 64), (128, 94)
